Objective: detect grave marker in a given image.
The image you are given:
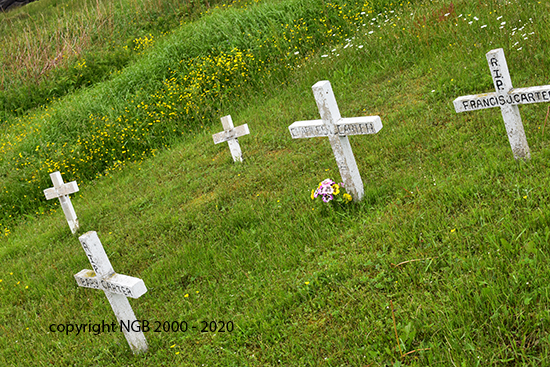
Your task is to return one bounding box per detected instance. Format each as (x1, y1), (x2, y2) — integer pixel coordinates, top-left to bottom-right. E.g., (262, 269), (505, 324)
(43, 171), (79, 233)
(288, 80), (383, 201)
(453, 48), (550, 160)
(75, 231), (148, 354)
(212, 115), (250, 162)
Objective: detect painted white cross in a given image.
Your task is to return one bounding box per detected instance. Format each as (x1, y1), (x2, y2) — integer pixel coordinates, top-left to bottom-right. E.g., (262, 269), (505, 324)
(288, 80), (383, 201)
(75, 231), (148, 354)
(212, 115), (250, 162)
(43, 171), (79, 234)
(453, 48), (550, 159)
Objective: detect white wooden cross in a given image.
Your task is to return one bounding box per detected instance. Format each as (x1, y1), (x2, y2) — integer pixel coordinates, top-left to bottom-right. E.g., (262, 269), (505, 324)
(43, 171), (79, 233)
(453, 48), (550, 160)
(75, 231), (148, 354)
(288, 80), (383, 201)
(212, 115), (250, 162)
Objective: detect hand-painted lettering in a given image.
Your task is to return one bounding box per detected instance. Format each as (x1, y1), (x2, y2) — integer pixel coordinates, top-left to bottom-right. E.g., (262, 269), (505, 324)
(495, 79), (504, 90)
(366, 123), (375, 133)
(291, 125), (331, 138)
(88, 258), (99, 274)
(520, 94), (529, 103)
(78, 277), (100, 289)
(489, 57), (498, 67)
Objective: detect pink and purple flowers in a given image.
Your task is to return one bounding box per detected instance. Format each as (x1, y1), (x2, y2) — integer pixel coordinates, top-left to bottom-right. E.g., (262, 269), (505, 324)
(311, 178), (351, 203)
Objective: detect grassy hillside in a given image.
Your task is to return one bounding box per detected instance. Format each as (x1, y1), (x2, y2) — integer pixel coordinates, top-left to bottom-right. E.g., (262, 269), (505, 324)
(0, 0), (389, 234)
(2, 0), (550, 365)
(0, 0), (227, 119)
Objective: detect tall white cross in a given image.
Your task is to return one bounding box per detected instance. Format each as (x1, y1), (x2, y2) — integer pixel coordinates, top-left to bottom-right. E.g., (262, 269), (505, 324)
(43, 171), (79, 233)
(453, 48), (550, 160)
(75, 231), (148, 354)
(212, 115), (250, 162)
(288, 80), (383, 201)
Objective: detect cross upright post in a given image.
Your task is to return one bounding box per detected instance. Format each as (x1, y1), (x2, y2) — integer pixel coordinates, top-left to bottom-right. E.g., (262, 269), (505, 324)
(43, 171), (80, 233)
(75, 231), (148, 354)
(288, 80), (383, 201)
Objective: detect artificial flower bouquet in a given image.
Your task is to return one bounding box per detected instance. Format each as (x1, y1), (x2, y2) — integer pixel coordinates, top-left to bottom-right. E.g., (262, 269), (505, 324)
(311, 178), (352, 203)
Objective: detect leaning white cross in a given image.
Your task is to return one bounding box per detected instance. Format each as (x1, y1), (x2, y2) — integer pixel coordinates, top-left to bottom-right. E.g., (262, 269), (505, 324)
(75, 231), (148, 354)
(43, 171), (79, 234)
(212, 115), (250, 162)
(453, 48), (550, 160)
(288, 80), (383, 201)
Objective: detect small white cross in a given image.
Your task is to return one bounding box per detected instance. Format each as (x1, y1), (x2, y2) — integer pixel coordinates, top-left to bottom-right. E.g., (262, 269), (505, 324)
(288, 80), (383, 201)
(75, 231), (148, 354)
(212, 115), (250, 162)
(43, 171), (79, 234)
(453, 48), (550, 160)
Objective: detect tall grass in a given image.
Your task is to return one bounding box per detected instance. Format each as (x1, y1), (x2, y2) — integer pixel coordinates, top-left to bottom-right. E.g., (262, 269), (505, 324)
(0, 0), (230, 119)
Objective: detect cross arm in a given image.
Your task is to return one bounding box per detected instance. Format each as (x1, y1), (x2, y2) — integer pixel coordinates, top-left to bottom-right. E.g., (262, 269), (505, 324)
(288, 119), (329, 138)
(74, 269), (147, 299)
(289, 116), (382, 139)
(44, 181), (79, 200)
(336, 116), (383, 136)
(212, 124), (250, 144)
(453, 92), (498, 112)
(454, 85), (550, 112)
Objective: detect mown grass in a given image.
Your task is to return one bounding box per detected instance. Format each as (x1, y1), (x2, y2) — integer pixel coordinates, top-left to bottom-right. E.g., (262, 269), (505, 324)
(2, 0), (550, 365)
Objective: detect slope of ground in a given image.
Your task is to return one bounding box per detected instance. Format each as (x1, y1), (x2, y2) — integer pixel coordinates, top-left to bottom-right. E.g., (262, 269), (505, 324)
(2, 0), (550, 365)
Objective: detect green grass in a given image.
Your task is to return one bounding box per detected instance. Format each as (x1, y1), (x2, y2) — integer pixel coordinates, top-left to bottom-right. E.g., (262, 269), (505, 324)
(0, 0), (385, 230)
(2, 0), (550, 365)
(0, 0), (240, 120)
